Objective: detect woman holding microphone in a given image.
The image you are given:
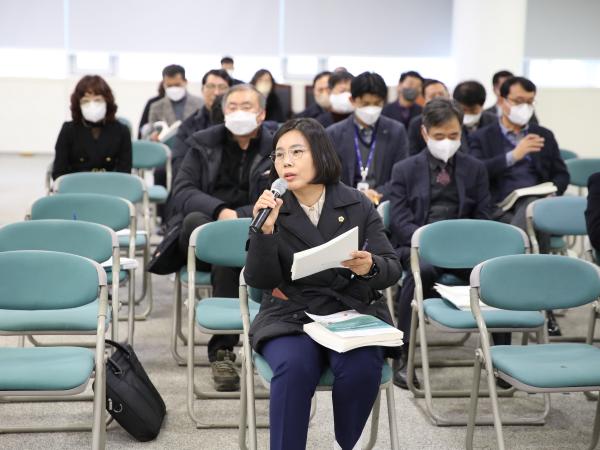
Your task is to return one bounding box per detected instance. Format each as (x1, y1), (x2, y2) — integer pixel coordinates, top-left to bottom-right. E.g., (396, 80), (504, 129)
(244, 118), (402, 450)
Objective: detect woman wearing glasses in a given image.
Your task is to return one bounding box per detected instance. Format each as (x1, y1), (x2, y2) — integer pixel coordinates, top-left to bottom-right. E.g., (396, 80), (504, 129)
(244, 118), (402, 450)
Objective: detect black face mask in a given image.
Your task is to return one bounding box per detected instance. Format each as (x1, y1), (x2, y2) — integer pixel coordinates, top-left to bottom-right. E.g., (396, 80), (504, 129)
(402, 87), (418, 102)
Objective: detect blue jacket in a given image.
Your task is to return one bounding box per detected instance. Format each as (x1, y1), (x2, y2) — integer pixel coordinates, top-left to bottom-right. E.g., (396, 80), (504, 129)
(326, 115), (409, 200)
(389, 150), (491, 248)
(469, 121), (569, 203)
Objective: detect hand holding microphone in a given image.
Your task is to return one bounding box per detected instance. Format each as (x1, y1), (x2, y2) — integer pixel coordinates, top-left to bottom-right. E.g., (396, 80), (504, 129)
(250, 179), (288, 234)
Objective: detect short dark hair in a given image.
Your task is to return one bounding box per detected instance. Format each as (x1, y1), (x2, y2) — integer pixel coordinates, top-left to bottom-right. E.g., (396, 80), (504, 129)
(270, 118), (341, 185)
(399, 70), (424, 84)
(220, 56), (234, 65)
(313, 71), (331, 87)
(453, 81), (487, 107)
(350, 71), (387, 100)
(492, 70), (514, 87)
(499, 76), (537, 98)
(70, 75), (117, 122)
(422, 98), (464, 130)
(162, 64), (186, 80)
(202, 69), (232, 87)
(422, 79), (447, 96)
(328, 71), (354, 90)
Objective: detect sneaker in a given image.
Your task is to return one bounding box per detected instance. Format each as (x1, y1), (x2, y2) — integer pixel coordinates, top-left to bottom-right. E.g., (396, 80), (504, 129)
(547, 310), (562, 337)
(211, 349), (240, 392)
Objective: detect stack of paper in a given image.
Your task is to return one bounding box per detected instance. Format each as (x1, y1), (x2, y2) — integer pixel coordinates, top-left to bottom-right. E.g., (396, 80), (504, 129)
(433, 284), (498, 311)
(101, 257), (139, 270)
(497, 182), (557, 212)
(291, 227), (358, 280)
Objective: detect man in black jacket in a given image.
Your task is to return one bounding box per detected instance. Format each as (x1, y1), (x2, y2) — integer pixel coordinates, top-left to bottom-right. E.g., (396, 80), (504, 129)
(452, 80), (497, 142)
(382, 70), (424, 129)
(296, 71), (331, 119)
(169, 84), (273, 391)
(407, 79), (450, 155)
(586, 172), (600, 252)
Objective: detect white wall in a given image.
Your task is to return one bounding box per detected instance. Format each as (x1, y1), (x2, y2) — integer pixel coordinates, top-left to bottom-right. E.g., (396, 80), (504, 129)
(0, 77), (598, 158)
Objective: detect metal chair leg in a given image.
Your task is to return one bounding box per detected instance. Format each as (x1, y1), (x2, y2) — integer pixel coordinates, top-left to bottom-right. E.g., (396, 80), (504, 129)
(589, 392), (600, 450)
(386, 384), (400, 450)
(364, 391), (381, 450)
(466, 351), (483, 450)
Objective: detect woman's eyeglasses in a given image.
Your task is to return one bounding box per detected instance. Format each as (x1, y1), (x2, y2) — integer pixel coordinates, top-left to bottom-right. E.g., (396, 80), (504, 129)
(270, 148), (306, 163)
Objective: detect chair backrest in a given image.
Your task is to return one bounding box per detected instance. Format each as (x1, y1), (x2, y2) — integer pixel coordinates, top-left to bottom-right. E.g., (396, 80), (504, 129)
(192, 218), (251, 268)
(0, 220), (116, 263)
(472, 254), (600, 311)
(117, 116), (133, 135)
(132, 140), (170, 169)
(413, 219), (529, 269)
(560, 149), (578, 161)
(29, 193), (132, 231)
(377, 200), (390, 230)
(566, 158), (600, 187)
(0, 250), (104, 310)
(54, 172), (145, 204)
(528, 196), (587, 236)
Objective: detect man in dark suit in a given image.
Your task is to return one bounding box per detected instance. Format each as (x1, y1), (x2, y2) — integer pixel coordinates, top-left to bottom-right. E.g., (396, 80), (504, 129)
(315, 71), (354, 128)
(382, 70), (424, 129)
(407, 79), (450, 156)
(296, 71), (332, 119)
(485, 70), (539, 125)
(453, 80), (497, 141)
(389, 98), (491, 388)
(586, 172), (600, 252)
(326, 71), (408, 204)
(470, 76), (569, 336)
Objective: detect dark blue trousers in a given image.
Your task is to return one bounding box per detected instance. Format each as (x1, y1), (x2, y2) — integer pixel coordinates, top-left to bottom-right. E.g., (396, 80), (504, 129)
(261, 334), (384, 450)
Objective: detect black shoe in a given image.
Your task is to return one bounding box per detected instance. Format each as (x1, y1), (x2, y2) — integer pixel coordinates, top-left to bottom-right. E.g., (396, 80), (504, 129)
(547, 310), (562, 337)
(393, 346), (420, 390)
(211, 349), (240, 392)
(496, 377), (512, 390)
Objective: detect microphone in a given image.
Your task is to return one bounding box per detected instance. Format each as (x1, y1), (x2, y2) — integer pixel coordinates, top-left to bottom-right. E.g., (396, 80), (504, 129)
(250, 178), (288, 233)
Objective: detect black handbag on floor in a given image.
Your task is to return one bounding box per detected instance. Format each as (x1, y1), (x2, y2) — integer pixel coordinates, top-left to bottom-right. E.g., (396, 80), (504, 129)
(147, 213), (185, 275)
(103, 340), (166, 441)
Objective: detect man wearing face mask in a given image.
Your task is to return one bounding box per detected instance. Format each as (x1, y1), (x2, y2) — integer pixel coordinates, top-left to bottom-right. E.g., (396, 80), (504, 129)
(220, 56), (244, 85)
(147, 64), (203, 140)
(389, 98), (491, 388)
(407, 79), (451, 156)
(315, 70), (354, 128)
(168, 84), (273, 391)
(452, 80), (497, 141)
(326, 71), (408, 204)
(485, 70), (539, 125)
(469, 76), (569, 335)
(296, 71), (332, 119)
(382, 71), (424, 129)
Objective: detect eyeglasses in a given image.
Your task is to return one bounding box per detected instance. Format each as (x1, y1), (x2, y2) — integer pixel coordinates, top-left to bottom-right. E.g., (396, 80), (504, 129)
(204, 83), (229, 91)
(507, 97), (535, 106)
(269, 148), (306, 163)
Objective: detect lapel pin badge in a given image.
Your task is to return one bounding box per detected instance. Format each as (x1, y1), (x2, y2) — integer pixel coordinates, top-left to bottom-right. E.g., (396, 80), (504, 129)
(338, 216), (345, 223)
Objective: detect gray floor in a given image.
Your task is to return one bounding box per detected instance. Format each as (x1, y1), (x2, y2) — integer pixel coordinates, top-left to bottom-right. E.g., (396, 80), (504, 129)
(1, 154), (599, 449)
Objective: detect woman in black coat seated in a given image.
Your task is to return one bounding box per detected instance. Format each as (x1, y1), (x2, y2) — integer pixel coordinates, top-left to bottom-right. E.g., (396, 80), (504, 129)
(244, 118), (402, 450)
(52, 75), (132, 180)
(250, 68), (287, 123)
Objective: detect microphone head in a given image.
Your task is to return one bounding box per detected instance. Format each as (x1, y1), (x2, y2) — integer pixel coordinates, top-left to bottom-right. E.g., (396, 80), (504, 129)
(271, 178), (288, 196)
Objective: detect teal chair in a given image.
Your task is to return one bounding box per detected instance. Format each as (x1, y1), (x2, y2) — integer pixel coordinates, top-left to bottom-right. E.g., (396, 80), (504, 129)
(566, 158), (600, 194)
(376, 200), (396, 322)
(186, 218), (263, 430)
(117, 116), (133, 136)
(560, 149), (578, 161)
(407, 220), (545, 426)
(238, 275), (400, 450)
(0, 250), (108, 448)
(28, 193), (138, 344)
(54, 172), (154, 319)
(0, 219), (119, 343)
(466, 254), (600, 450)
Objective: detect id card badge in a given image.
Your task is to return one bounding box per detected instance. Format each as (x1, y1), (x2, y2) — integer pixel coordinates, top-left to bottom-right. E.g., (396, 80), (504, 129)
(357, 181), (370, 192)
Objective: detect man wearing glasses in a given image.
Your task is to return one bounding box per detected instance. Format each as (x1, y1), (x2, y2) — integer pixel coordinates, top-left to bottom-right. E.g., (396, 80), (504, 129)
(470, 76), (570, 337)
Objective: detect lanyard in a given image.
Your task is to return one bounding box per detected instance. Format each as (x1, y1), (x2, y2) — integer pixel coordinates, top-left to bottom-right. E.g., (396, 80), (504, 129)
(353, 126), (377, 181)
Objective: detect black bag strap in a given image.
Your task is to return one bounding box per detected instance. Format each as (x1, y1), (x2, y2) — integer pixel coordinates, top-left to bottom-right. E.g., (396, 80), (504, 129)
(106, 339), (132, 358)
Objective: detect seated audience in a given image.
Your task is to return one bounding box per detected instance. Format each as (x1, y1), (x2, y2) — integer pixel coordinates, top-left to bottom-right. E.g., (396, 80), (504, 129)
(485, 70), (539, 125)
(389, 98), (491, 389)
(147, 64), (202, 139)
(452, 80), (497, 141)
(407, 79), (450, 155)
(245, 118), (401, 450)
(220, 55), (244, 85)
(382, 70), (424, 128)
(315, 70), (354, 128)
(470, 76), (569, 336)
(250, 69), (287, 122)
(296, 71), (332, 119)
(138, 82), (164, 139)
(52, 75), (132, 180)
(169, 84), (273, 390)
(326, 71), (408, 204)
(586, 172), (600, 252)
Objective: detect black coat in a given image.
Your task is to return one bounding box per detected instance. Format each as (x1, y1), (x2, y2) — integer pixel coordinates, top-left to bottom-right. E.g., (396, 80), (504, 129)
(295, 103), (325, 119)
(244, 182), (402, 356)
(326, 115), (409, 200)
(586, 172), (600, 252)
(469, 121), (570, 203)
(170, 106), (212, 179)
(381, 101), (422, 129)
(169, 124), (273, 219)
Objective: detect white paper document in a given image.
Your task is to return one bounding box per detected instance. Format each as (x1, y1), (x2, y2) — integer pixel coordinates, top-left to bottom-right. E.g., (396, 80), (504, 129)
(291, 227), (359, 280)
(101, 257), (139, 270)
(433, 283), (498, 311)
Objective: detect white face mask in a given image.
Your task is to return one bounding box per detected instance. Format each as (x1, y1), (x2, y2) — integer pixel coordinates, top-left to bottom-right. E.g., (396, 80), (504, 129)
(314, 93), (331, 109)
(463, 112), (482, 128)
(165, 86), (186, 102)
(226, 69), (234, 77)
(81, 100), (106, 123)
(507, 103), (534, 126)
(329, 92), (354, 114)
(355, 106), (383, 126)
(224, 110), (259, 136)
(427, 137), (461, 163)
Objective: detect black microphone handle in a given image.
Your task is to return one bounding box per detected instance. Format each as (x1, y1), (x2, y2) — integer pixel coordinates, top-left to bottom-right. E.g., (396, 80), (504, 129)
(249, 189), (282, 233)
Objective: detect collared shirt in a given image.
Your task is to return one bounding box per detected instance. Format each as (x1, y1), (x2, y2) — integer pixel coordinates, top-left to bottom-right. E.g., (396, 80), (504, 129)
(426, 151), (459, 223)
(352, 117), (378, 188)
(299, 187), (326, 227)
(499, 119), (529, 167)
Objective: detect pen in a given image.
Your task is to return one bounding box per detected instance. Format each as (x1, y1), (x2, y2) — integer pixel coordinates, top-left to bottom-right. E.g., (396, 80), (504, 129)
(361, 239), (369, 251)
